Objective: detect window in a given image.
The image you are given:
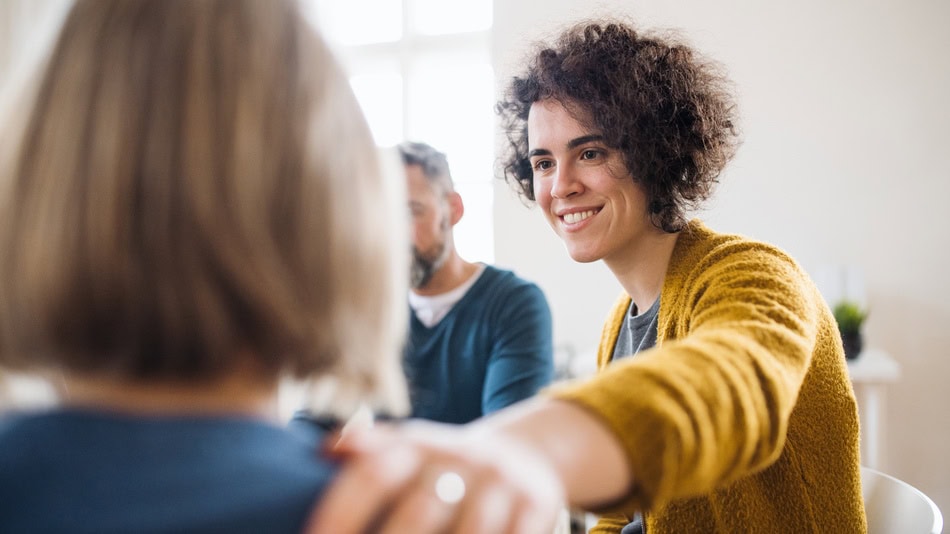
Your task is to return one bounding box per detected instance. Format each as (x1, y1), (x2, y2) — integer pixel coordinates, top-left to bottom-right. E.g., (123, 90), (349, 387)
(302, 0), (495, 263)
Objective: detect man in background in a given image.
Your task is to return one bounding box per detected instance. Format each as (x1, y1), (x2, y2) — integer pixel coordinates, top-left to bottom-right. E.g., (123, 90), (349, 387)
(399, 141), (554, 423)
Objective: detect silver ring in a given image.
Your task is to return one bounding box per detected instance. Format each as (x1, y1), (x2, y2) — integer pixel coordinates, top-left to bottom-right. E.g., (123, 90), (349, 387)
(434, 471), (466, 505)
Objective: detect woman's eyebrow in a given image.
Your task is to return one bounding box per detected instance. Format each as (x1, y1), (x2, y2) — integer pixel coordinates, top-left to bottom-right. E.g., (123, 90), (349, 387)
(567, 134), (605, 150)
(529, 134), (605, 158)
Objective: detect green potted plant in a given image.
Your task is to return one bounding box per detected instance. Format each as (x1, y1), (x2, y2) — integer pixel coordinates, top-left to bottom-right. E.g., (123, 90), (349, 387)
(832, 300), (868, 360)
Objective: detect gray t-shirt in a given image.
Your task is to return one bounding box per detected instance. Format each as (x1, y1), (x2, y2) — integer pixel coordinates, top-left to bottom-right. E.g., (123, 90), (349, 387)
(612, 297), (660, 360)
(612, 297), (659, 534)
(613, 298), (660, 534)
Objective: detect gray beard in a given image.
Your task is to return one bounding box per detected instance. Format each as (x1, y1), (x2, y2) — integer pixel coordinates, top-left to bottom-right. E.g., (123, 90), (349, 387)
(410, 241), (449, 289)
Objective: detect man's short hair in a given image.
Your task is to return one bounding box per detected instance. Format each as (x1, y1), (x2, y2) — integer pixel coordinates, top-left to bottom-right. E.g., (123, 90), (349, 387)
(398, 141), (455, 194)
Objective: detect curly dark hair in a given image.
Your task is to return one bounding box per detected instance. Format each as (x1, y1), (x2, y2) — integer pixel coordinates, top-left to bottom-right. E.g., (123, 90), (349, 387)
(496, 20), (740, 232)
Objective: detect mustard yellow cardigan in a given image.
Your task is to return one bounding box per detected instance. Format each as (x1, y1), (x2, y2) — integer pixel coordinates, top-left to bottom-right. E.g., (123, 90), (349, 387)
(549, 220), (866, 533)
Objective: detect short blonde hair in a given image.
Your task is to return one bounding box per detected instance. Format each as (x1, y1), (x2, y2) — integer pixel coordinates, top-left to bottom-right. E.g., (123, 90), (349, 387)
(0, 0), (407, 411)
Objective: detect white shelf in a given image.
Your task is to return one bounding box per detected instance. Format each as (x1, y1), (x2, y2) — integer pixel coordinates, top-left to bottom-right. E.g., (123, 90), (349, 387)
(846, 348), (900, 469)
(847, 348), (901, 383)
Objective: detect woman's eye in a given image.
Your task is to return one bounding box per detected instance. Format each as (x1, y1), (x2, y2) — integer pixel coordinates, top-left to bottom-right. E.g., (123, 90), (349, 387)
(533, 160), (553, 171)
(581, 149), (599, 160)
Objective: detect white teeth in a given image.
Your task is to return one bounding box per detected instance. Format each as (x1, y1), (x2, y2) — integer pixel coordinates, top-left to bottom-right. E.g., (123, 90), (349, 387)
(563, 210), (596, 224)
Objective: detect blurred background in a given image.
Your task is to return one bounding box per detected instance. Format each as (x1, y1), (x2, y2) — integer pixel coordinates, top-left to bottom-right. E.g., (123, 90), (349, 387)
(2, 0), (948, 519)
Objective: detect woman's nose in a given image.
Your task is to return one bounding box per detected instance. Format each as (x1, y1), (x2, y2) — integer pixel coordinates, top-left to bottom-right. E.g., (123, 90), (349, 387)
(550, 166), (583, 199)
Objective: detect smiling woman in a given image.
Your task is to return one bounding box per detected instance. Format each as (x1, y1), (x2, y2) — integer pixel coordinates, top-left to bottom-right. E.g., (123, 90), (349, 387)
(499, 24), (739, 235)
(308, 18), (866, 534)
(526, 99), (658, 268)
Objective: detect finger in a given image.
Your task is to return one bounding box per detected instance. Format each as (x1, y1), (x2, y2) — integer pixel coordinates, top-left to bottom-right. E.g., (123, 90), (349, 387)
(305, 442), (420, 534)
(327, 424), (394, 455)
(378, 473), (456, 534)
(453, 481), (514, 534)
(507, 493), (561, 534)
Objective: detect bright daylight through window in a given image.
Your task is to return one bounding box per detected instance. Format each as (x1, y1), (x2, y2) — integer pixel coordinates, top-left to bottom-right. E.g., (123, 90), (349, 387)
(303, 0), (495, 263)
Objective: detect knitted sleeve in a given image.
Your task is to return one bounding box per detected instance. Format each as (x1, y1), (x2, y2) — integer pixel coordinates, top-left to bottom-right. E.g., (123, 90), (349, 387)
(548, 237), (822, 514)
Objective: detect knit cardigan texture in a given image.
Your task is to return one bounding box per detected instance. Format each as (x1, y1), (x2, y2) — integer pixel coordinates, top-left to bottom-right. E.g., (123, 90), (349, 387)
(549, 220), (866, 533)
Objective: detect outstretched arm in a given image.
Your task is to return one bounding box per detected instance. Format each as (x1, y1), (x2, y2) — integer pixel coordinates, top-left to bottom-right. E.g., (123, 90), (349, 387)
(306, 397), (632, 534)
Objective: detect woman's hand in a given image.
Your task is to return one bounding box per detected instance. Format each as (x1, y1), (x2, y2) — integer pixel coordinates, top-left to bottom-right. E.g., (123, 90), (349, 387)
(305, 418), (566, 534)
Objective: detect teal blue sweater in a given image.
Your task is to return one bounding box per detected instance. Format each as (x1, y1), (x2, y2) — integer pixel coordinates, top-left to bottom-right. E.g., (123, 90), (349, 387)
(404, 265), (554, 423)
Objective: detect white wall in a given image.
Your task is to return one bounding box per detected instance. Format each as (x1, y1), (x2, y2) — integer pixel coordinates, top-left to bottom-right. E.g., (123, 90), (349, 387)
(493, 0), (950, 516)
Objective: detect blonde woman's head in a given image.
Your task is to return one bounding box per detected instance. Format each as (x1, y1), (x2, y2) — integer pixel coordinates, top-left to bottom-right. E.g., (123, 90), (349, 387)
(0, 0), (407, 413)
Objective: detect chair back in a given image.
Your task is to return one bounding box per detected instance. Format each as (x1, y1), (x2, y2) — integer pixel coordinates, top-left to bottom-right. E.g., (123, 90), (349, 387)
(862, 466), (943, 534)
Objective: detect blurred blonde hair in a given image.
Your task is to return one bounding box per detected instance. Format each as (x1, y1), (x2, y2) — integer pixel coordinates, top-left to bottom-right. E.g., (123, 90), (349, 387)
(0, 0), (407, 414)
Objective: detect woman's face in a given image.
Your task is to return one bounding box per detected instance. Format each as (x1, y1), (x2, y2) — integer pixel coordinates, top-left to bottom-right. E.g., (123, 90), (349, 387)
(527, 99), (656, 265)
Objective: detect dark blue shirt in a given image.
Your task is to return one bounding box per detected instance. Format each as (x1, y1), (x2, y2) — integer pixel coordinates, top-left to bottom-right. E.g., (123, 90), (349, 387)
(404, 265), (554, 424)
(0, 409), (335, 533)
